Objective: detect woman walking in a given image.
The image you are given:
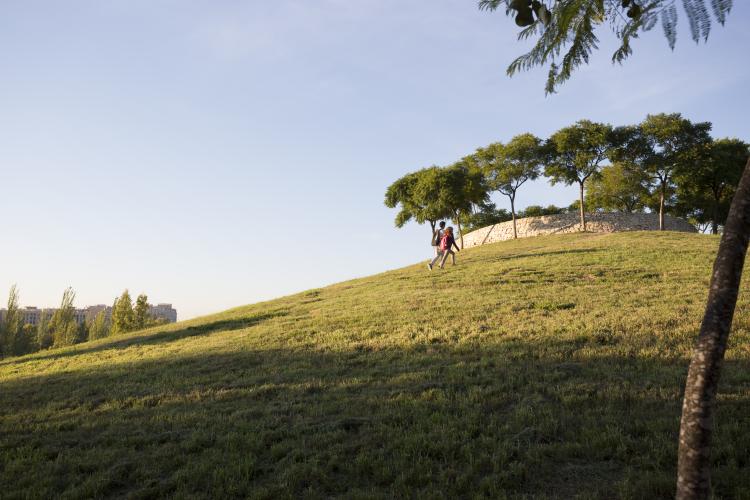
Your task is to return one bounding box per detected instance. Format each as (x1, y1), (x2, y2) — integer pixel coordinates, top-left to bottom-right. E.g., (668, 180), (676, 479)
(438, 227), (460, 269)
(428, 221), (446, 271)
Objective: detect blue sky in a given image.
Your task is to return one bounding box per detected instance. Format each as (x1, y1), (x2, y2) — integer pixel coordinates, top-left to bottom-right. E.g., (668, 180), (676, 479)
(1, 1), (749, 319)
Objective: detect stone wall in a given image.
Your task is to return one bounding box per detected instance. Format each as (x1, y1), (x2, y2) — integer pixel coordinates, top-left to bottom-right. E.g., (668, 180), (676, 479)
(461, 212), (696, 248)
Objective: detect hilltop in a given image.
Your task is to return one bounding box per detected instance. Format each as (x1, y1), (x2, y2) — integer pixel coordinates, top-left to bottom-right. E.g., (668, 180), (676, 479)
(2, 232), (750, 498)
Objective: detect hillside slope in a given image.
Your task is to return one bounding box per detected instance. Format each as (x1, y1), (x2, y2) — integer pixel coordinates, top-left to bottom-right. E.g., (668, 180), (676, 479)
(3, 232), (750, 499)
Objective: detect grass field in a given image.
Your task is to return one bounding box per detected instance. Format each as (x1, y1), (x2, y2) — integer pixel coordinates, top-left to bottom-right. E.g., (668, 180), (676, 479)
(2, 231), (750, 499)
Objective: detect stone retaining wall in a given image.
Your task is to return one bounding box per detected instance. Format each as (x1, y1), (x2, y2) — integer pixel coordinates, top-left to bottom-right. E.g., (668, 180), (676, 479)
(461, 212), (696, 248)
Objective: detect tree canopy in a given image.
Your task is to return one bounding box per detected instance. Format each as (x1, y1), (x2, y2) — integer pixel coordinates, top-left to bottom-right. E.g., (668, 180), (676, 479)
(385, 163), (488, 247)
(545, 119), (614, 230)
(385, 167), (453, 232)
(473, 134), (545, 238)
(586, 163), (651, 213)
(675, 137), (750, 233)
(612, 113), (712, 229)
(478, 0), (734, 93)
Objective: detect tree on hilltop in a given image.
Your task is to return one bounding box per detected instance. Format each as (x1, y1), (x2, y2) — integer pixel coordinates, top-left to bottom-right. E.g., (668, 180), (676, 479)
(545, 120), (613, 231)
(473, 133), (545, 238)
(437, 161), (489, 248)
(612, 114), (712, 230)
(385, 164), (488, 248)
(675, 138), (749, 234)
(385, 168), (453, 237)
(586, 163), (650, 213)
(478, 0), (734, 94)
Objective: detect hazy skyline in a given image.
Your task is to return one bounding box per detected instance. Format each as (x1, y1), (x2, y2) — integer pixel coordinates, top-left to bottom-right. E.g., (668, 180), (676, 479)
(2, 1), (749, 319)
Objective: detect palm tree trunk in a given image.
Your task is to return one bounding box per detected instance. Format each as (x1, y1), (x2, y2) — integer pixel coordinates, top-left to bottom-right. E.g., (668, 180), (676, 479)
(676, 157), (750, 499)
(510, 195), (517, 239)
(579, 181), (586, 232)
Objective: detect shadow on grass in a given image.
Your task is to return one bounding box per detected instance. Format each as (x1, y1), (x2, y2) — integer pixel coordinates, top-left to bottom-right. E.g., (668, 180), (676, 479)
(1, 311), (288, 366)
(493, 247), (601, 261)
(2, 339), (750, 499)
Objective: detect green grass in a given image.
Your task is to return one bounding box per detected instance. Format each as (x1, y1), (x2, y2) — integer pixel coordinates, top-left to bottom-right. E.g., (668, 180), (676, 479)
(3, 232), (750, 499)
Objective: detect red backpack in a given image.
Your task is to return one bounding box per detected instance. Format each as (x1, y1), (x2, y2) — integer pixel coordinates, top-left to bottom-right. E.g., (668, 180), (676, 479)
(440, 233), (451, 251)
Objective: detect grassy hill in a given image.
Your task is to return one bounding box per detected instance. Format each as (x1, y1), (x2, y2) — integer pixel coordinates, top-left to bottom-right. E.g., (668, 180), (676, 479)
(3, 232), (750, 499)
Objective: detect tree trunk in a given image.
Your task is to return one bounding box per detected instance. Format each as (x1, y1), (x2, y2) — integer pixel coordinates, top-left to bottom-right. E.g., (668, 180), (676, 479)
(659, 183), (666, 231)
(455, 211), (464, 249)
(510, 195), (517, 239)
(579, 182), (586, 232)
(676, 157), (750, 500)
(712, 197), (720, 235)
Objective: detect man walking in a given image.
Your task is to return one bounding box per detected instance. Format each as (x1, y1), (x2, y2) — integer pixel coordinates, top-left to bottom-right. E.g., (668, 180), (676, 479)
(428, 221), (446, 271)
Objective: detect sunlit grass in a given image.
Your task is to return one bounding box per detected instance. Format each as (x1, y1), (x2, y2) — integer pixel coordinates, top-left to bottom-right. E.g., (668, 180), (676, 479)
(2, 232), (749, 498)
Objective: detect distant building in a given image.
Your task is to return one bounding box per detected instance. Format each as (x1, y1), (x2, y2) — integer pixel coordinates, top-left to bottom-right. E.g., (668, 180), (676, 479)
(0, 302), (177, 326)
(149, 304), (177, 323)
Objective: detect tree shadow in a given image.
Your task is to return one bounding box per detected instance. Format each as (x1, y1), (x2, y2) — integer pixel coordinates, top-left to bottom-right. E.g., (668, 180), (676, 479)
(0, 311), (288, 366)
(492, 247), (601, 261)
(2, 339), (750, 498)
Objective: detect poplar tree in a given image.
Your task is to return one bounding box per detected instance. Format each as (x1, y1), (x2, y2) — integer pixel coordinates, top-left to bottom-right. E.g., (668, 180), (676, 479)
(111, 290), (135, 335)
(36, 310), (52, 350)
(1, 285), (21, 357)
(50, 288), (78, 348)
(88, 310), (110, 340)
(134, 294), (151, 330)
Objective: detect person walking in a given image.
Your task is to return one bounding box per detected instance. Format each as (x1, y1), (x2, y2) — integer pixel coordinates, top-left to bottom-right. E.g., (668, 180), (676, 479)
(438, 226), (460, 269)
(428, 221), (446, 271)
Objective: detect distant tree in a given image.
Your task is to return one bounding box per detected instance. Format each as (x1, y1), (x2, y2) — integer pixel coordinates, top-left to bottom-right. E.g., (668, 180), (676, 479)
(111, 290), (135, 335)
(519, 204), (568, 218)
(36, 310), (52, 350)
(586, 163), (650, 213)
(88, 310), (110, 340)
(385, 167), (454, 238)
(545, 120), (613, 231)
(50, 287), (78, 348)
(478, 0), (734, 94)
(463, 202), (512, 233)
(16, 324), (37, 356)
(613, 114), (712, 230)
(1, 285), (21, 357)
(77, 320), (89, 345)
(675, 138), (749, 234)
(134, 294), (151, 330)
(474, 134), (544, 238)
